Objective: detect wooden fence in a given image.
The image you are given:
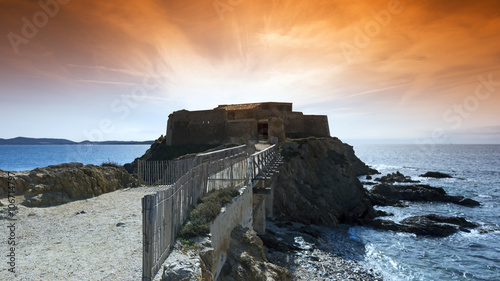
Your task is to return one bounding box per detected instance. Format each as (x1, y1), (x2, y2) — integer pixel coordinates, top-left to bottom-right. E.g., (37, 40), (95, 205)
(137, 144), (248, 186)
(249, 144), (282, 186)
(141, 145), (250, 280)
(141, 144), (282, 280)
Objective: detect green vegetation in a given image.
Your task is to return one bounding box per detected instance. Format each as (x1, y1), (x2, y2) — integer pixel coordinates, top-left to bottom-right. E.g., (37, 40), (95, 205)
(179, 238), (202, 251)
(101, 160), (121, 168)
(201, 187), (240, 205)
(179, 187), (240, 239)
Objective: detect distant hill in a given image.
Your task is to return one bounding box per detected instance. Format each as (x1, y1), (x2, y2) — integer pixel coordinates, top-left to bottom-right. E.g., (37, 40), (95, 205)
(0, 137), (154, 145)
(0, 137), (77, 145)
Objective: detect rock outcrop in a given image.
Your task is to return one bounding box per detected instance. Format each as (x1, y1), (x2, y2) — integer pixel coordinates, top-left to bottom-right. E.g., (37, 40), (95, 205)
(375, 171), (420, 183)
(0, 163), (135, 207)
(274, 137), (376, 225)
(261, 221), (384, 280)
(368, 183), (481, 207)
(420, 171), (453, 178)
(341, 142), (379, 176)
(218, 225), (291, 281)
(363, 214), (478, 237)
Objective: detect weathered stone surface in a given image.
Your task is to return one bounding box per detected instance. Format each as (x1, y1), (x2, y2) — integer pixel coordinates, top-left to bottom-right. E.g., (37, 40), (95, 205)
(218, 225), (291, 281)
(412, 214), (478, 229)
(420, 171), (453, 178)
(263, 221), (384, 280)
(368, 183), (480, 207)
(1, 163), (135, 207)
(274, 137), (375, 226)
(375, 171), (420, 183)
(158, 249), (202, 281)
(341, 142), (379, 176)
(455, 197), (481, 207)
(363, 214), (477, 237)
(199, 247), (215, 272)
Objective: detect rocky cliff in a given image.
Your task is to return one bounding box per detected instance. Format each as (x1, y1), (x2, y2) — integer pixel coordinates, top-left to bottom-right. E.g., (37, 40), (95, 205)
(218, 225), (292, 281)
(274, 137), (376, 225)
(0, 163), (135, 207)
(341, 142), (379, 176)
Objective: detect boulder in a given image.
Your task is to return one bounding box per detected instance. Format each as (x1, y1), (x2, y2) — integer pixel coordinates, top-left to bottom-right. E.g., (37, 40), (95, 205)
(368, 184), (480, 207)
(274, 137), (375, 226)
(363, 214), (478, 237)
(158, 249), (202, 281)
(218, 225), (291, 281)
(416, 214), (478, 229)
(374, 171), (420, 183)
(420, 171), (453, 178)
(0, 163), (135, 207)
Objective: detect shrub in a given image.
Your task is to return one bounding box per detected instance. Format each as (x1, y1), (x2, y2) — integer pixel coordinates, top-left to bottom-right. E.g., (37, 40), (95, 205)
(202, 188), (240, 205)
(179, 188), (240, 239)
(101, 160), (121, 168)
(190, 201), (221, 222)
(179, 220), (210, 239)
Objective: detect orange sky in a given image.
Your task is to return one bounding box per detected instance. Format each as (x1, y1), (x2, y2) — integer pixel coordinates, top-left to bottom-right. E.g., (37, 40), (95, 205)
(1, 0), (499, 143)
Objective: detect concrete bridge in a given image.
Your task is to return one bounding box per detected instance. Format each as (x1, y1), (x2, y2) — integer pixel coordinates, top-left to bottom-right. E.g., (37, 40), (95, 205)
(140, 143), (283, 280)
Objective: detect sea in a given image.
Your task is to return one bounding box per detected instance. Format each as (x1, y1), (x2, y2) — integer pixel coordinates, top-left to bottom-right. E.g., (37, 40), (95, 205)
(329, 144), (500, 281)
(1, 144), (499, 280)
(0, 144), (150, 172)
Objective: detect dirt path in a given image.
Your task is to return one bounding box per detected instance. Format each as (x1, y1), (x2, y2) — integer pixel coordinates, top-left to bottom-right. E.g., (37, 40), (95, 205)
(0, 186), (165, 281)
(255, 141), (271, 151)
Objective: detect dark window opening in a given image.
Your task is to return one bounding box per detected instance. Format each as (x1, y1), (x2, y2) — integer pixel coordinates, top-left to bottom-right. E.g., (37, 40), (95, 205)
(258, 123), (268, 137)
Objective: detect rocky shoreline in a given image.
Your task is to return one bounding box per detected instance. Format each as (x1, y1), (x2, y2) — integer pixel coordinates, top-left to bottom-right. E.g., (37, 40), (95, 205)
(360, 171), (483, 237)
(262, 221), (383, 281)
(157, 220), (384, 281)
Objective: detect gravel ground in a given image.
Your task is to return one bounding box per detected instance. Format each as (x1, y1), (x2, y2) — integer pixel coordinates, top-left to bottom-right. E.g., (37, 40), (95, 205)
(0, 186), (166, 281)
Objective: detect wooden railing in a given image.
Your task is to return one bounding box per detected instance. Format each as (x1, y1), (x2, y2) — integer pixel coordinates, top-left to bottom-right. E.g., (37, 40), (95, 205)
(141, 145), (250, 280)
(137, 145), (248, 186)
(249, 144), (281, 186)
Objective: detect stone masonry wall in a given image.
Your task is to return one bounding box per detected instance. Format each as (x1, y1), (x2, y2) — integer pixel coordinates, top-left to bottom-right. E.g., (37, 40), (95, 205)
(208, 186), (253, 280)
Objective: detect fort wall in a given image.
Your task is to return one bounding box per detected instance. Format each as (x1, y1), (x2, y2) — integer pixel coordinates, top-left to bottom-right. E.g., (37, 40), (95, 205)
(166, 102), (330, 145)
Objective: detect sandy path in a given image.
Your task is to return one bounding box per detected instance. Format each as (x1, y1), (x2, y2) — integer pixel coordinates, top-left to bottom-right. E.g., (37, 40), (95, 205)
(0, 186), (166, 281)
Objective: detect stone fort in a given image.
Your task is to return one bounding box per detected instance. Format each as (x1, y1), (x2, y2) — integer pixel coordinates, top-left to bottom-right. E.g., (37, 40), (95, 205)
(165, 102), (330, 145)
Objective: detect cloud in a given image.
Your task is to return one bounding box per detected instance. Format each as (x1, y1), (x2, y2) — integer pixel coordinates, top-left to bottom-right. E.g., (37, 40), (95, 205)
(73, 79), (140, 86)
(1, 0), (499, 142)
